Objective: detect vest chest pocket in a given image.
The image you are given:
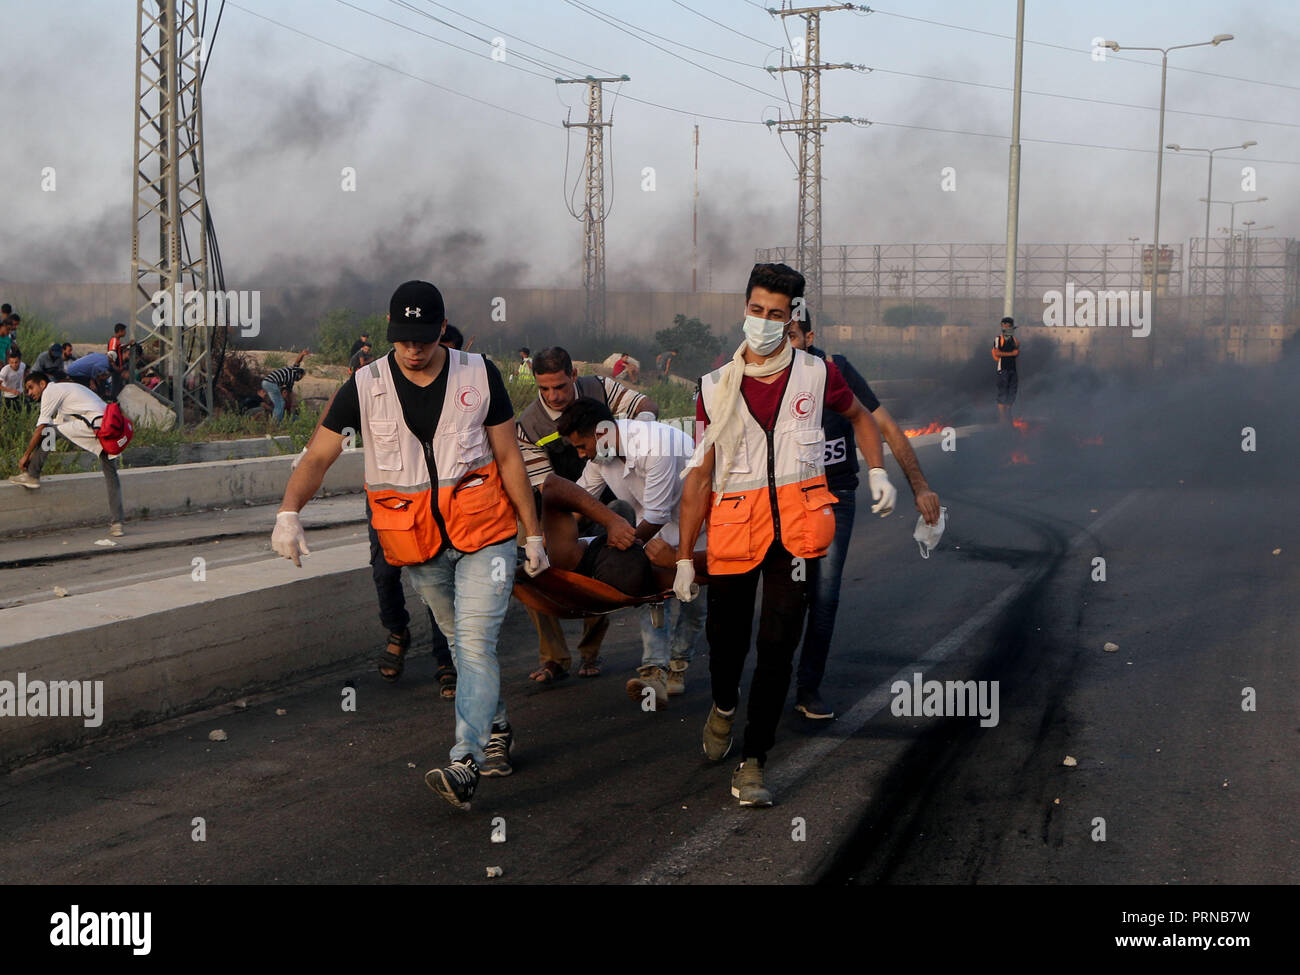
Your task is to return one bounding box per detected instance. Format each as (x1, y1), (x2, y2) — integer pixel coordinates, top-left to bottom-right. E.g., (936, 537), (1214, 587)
(794, 428), (826, 468)
(707, 491), (754, 562)
(369, 418), (403, 471)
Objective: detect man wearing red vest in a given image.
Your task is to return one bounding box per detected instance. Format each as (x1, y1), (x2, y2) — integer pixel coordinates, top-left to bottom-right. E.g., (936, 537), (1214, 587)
(271, 281), (549, 811)
(675, 263), (898, 807)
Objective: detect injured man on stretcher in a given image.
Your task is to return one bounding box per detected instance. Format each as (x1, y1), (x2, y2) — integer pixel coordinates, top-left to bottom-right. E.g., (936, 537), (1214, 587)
(538, 396), (708, 706)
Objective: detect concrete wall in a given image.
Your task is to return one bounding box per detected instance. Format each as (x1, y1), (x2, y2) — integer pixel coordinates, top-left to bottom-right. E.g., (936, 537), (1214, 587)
(0, 450), (364, 534)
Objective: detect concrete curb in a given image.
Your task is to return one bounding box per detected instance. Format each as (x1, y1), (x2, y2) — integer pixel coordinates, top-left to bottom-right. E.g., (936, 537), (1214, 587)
(0, 450), (365, 534)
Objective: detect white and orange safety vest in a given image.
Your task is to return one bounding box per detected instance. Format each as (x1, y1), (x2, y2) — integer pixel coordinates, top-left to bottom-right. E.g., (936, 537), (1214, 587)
(357, 351), (517, 566)
(698, 348), (838, 575)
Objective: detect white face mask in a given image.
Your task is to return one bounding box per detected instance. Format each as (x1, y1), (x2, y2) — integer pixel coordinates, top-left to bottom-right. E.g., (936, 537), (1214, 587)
(914, 506), (948, 559)
(743, 314), (788, 356)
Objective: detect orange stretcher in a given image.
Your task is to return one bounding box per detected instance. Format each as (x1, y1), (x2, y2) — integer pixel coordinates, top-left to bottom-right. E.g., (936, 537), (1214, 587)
(512, 567), (678, 620)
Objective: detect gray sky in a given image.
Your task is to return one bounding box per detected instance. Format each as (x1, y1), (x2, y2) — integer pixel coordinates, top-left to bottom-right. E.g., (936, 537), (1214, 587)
(1, 0), (1295, 294)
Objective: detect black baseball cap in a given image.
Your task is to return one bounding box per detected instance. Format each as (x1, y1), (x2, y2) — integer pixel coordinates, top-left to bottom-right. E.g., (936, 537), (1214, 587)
(387, 280), (446, 343)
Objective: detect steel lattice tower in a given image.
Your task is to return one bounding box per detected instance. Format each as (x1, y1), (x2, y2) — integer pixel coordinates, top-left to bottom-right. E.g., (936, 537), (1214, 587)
(768, 5), (857, 315)
(131, 0), (212, 422)
(559, 75), (626, 338)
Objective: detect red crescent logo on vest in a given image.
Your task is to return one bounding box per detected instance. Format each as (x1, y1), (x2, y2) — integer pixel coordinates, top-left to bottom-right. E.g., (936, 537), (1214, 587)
(456, 385), (481, 412)
(790, 391), (815, 420)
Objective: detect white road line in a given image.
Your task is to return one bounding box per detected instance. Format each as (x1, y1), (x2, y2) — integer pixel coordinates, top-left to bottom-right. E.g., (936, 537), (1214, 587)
(634, 489), (1144, 884)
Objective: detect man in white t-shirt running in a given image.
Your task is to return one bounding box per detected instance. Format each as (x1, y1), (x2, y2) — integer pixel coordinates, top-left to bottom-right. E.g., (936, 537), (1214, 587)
(9, 371), (126, 536)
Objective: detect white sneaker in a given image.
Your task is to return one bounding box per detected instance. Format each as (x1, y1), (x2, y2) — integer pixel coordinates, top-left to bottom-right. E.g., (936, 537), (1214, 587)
(110, 523), (124, 537)
(8, 473), (40, 489)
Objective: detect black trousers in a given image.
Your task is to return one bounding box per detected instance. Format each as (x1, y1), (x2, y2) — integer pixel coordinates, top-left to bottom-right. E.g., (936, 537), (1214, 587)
(365, 497), (453, 668)
(705, 541), (809, 765)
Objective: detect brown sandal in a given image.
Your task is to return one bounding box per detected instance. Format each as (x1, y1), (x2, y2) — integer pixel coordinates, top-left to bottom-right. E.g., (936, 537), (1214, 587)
(577, 657), (603, 678)
(435, 664), (457, 700)
(378, 629), (410, 683)
(528, 660), (569, 683)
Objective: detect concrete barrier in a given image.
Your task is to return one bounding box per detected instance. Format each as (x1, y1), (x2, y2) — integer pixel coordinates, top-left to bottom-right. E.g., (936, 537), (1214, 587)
(0, 450), (365, 535)
(54, 435), (299, 473)
(0, 542), (378, 771)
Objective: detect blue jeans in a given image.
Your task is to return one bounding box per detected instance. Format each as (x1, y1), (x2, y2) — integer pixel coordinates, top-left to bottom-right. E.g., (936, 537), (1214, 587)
(796, 486), (857, 692)
(637, 595), (707, 670)
(405, 539), (515, 764)
(261, 379), (285, 421)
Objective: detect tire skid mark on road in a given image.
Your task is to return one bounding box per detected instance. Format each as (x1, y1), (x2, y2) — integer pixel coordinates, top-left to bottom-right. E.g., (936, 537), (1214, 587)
(634, 490), (1144, 885)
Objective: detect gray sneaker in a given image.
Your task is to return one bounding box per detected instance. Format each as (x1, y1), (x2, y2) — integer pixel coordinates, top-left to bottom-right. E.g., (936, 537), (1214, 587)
(626, 666), (669, 711)
(8, 473), (40, 489)
(702, 703), (735, 761)
(667, 659), (688, 696)
(481, 723), (513, 777)
(731, 759), (773, 807)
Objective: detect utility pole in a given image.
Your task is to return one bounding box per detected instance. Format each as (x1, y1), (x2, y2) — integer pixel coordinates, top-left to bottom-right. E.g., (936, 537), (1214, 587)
(692, 124), (699, 294)
(558, 74), (627, 338)
(131, 0), (212, 423)
(1002, 0), (1025, 321)
(766, 4), (860, 317)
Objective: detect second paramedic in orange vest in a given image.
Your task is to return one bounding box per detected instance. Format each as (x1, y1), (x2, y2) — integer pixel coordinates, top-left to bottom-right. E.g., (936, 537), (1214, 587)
(271, 280), (549, 812)
(675, 263), (898, 808)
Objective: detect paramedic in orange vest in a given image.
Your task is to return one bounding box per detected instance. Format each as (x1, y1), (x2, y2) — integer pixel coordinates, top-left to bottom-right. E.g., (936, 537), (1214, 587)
(271, 280), (549, 812)
(674, 263), (898, 808)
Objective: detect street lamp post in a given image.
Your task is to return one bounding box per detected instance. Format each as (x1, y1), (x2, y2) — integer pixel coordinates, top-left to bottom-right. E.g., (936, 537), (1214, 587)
(1168, 141), (1256, 324)
(1204, 196), (1267, 321)
(1240, 220), (1275, 315)
(1102, 33), (1233, 332)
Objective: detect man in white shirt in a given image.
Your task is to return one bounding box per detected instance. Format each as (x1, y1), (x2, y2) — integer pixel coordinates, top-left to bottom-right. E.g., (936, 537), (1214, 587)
(0, 349), (26, 410)
(540, 397), (707, 709)
(9, 371), (126, 536)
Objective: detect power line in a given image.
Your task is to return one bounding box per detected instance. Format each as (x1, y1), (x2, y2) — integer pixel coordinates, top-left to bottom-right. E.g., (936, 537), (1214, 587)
(385, 0), (577, 76)
(864, 65), (1300, 130)
(564, 0), (778, 100)
(865, 5), (1300, 94)
(225, 2), (559, 127)
(418, 0), (615, 76)
(331, 0), (553, 80)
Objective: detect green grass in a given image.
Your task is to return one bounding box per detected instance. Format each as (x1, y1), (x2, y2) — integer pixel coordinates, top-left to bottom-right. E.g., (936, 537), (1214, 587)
(0, 401), (323, 479)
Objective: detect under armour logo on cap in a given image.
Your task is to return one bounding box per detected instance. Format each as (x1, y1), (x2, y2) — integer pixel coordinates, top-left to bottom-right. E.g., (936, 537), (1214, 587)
(388, 280), (446, 344)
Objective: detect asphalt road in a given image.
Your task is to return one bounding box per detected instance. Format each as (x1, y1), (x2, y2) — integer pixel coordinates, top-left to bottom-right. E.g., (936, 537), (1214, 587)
(1, 365), (1295, 885)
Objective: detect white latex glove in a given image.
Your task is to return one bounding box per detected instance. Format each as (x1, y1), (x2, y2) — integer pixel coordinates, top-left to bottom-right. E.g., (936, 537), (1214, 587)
(868, 467), (897, 517)
(524, 536), (550, 577)
(273, 510), (311, 566)
(674, 559), (699, 603)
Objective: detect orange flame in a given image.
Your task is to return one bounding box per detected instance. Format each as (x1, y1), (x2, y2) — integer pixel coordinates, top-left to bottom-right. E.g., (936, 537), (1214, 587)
(1010, 451), (1032, 465)
(904, 420), (945, 437)
(1012, 418), (1030, 433)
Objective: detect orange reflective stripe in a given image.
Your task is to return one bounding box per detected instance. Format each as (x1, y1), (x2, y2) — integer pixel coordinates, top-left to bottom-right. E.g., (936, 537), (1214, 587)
(368, 487), (441, 566)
